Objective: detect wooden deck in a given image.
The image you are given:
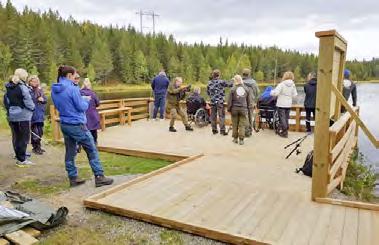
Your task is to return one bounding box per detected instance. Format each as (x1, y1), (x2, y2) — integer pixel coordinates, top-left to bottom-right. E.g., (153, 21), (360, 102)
(84, 120), (379, 245)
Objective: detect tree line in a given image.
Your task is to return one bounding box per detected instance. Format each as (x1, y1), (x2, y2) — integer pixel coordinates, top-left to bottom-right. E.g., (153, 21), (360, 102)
(0, 1), (378, 86)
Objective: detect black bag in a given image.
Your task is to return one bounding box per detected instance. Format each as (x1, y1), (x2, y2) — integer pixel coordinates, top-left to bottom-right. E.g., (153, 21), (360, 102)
(296, 150), (313, 177)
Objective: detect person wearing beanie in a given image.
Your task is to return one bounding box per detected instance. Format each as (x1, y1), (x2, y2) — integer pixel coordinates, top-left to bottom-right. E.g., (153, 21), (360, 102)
(342, 69), (357, 112)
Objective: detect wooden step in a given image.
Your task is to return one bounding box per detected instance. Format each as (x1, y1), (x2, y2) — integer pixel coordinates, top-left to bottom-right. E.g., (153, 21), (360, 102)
(0, 238), (10, 245)
(4, 230), (39, 245)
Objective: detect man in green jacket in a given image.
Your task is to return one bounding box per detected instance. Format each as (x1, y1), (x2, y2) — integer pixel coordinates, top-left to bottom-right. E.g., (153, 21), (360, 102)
(166, 77), (194, 132)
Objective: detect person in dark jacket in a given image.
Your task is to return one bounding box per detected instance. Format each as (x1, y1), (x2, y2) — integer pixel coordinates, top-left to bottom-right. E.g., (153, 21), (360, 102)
(207, 69), (233, 135)
(151, 71), (170, 120)
(80, 78), (100, 144)
(304, 72), (317, 133)
(3, 68), (35, 166)
(28, 75), (47, 155)
(342, 69), (357, 112)
(186, 87), (207, 115)
(242, 68), (259, 137)
(51, 65), (113, 188)
(227, 75), (251, 145)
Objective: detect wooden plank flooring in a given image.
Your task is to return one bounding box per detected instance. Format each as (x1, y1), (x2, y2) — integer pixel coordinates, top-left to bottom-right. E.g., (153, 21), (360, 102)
(85, 120), (379, 245)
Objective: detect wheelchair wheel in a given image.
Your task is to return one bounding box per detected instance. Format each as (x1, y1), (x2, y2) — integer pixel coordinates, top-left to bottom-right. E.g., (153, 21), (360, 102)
(273, 109), (280, 133)
(194, 108), (209, 127)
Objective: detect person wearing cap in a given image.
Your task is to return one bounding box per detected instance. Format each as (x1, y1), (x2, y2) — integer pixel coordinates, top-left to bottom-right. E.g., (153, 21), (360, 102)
(342, 69), (357, 112)
(242, 68), (259, 137)
(304, 72), (317, 133)
(151, 70), (170, 120)
(207, 69), (233, 135)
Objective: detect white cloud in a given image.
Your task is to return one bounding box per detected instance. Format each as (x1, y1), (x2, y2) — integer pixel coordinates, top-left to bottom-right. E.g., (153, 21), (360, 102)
(2, 0), (378, 60)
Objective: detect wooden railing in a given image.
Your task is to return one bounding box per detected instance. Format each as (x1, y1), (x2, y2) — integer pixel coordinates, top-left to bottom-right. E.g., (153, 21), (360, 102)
(327, 108), (358, 194)
(50, 98), (152, 141)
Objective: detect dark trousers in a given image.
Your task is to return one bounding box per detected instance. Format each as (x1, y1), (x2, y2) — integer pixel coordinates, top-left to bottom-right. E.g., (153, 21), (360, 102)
(60, 123), (104, 178)
(31, 122), (44, 150)
(153, 94), (166, 119)
(305, 108), (315, 132)
(278, 107), (290, 136)
(90, 129), (98, 144)
(210, 103), (226, 132)
(245, 108), (253, 136)
(9, 121), (30, 162)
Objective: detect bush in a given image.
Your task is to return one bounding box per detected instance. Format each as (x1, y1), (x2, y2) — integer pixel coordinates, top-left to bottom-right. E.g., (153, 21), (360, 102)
(341, 151), (377, 202)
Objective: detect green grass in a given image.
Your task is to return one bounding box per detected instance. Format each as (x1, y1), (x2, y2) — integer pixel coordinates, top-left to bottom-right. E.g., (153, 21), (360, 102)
(76, 151), (172, 178)
(160, 230), (184, 245)
(341, 151), (377, 202)
(12, 178), (69, 195)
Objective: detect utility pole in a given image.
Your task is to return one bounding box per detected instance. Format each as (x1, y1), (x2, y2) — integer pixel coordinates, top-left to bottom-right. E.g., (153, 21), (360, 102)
(135, 10), (159, 35)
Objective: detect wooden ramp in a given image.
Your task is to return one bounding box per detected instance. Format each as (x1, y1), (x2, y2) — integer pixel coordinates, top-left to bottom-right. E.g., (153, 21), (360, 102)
(84, 120), (379, 245)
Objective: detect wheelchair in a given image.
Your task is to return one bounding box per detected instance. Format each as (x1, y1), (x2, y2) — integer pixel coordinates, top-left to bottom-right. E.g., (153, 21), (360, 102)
(188, 107), (209, 128)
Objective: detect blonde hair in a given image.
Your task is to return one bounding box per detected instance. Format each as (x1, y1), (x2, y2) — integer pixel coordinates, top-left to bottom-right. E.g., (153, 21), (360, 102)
(193, 87), (201, 94)
(12, 68), (28, 84)
(174, 77), (183, 83)
(82, 78), (92, 89)
(234, 74), (243, 85)
(282, 71), (294, 81)
(28, 75), (40, 84)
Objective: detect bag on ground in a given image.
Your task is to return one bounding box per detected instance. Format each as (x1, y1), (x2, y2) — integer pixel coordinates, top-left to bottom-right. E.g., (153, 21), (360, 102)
(296, 150), (313, 177)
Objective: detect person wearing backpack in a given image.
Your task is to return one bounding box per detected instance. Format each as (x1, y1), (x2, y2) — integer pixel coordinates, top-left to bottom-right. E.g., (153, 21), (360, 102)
(342, 69), (357, 112)
(304, 72), (317, 133)
(3, 68), (35, 166)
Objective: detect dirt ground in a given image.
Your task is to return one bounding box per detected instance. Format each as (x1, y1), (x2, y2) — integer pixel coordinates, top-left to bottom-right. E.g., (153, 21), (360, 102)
(0, 133), (224, 245)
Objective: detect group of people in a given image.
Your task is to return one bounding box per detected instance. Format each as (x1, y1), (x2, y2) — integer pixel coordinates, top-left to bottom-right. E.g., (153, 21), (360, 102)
(3, 66), (113, 188)
(151, 67), (358, 142)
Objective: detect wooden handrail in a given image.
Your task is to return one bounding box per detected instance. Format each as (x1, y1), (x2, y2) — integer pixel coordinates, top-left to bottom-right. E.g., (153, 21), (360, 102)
(331, 84), (379, 148)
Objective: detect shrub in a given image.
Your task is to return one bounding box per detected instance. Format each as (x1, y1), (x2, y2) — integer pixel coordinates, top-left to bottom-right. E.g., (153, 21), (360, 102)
(341, 151), (377, 202)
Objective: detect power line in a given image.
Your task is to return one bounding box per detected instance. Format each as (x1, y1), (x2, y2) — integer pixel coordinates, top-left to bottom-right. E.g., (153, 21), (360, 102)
(135, 10), (160, 35)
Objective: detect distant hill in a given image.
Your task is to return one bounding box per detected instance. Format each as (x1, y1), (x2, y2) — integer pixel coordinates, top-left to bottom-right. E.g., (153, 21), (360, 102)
(0, 1), (377, 85)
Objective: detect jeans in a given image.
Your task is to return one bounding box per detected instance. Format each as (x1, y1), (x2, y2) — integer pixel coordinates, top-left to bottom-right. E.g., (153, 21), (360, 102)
(278, 107), (290, 136)
(31, 122), (44, 150)
(305, 108), (315, 132)
(210, 103), (226, 132)
(153, 94), (166, 119)
(9, 121), (30, 162)
(60, 123), (104, 179)
(90, 129), (98, 144)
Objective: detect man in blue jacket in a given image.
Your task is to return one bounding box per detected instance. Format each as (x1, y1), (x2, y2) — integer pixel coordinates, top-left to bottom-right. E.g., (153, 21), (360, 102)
(151, 71), (169, 120)
(51, 65), (113, 188)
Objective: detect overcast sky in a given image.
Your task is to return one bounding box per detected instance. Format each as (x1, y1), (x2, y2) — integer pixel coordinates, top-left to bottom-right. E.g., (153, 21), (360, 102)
(3, 0), (378, 60)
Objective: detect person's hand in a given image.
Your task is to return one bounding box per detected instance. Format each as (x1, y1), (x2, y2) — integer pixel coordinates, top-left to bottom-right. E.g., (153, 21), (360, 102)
(37, 96), (44, 102)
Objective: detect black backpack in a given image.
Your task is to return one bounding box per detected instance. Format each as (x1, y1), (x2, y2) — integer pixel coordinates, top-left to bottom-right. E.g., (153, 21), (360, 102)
(296, 150), (313, 177)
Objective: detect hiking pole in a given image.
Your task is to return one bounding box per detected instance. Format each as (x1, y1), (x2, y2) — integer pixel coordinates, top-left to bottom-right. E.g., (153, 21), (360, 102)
(284, 134), (308, 149)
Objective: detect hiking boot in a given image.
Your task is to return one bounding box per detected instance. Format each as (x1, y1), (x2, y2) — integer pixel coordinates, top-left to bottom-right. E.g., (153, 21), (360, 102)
(239, 139), (244, 145)
(185, 125), (193, 131)
(232, 138), (238, 144)
(16, 160), (35, 168)
(32, 148), (43, 155)
(212, 130), (218, 135)
(169, 127), (177, 132)
(40, 148), (46, 153)
(95, 175), (114, 187)
(69, 177), (86, 187)
(220, 131), (228, 136)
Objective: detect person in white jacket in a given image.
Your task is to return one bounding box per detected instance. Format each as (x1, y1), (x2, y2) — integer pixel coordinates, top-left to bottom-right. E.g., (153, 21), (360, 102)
(270, 71), (298, 138)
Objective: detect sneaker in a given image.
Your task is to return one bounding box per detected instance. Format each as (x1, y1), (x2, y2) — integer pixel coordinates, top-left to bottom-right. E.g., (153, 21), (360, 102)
(95, 175), (114, 187)
(185, 125), (193, 131)
(239, 139), (245, 145)
(69, 177), (86, 187)
(169, 127), (177, 132)
(232, 138), (238, 144)
(32, 148), (43, 155)
(16, 160), (35, 167)
(212, 130), (219, 135)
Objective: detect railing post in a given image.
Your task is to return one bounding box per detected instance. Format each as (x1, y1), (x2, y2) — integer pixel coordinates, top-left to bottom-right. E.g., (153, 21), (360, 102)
(50, 105), (60, 142)
(312, 30), (347, 200)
